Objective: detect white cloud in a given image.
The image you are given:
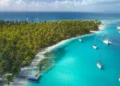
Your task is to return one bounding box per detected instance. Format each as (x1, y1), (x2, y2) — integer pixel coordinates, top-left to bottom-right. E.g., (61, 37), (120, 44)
(0, 0), (11, 6)
(0, 0), (120, 12)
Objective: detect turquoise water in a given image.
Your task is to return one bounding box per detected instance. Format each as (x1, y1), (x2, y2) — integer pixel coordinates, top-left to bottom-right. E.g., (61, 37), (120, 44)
(28, 21), (120, 86)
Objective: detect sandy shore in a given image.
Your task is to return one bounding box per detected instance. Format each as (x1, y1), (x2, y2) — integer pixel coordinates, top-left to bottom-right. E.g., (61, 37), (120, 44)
(2, 25), (103, 86)
(2, 36), (80, 86)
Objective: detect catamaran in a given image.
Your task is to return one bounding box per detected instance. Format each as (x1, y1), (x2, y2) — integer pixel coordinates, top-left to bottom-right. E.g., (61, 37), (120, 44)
(103, 39), (112, 45)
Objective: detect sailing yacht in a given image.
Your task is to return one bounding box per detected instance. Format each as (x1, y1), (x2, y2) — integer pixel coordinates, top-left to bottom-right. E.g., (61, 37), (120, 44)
(98, 24), (104, 30)
(97, 62), (102, 69)
(93, 45), (97, 49)
(79, 38), (82, 42)
(35, 18), (39, 21)
(102, 34), (105, 37)
(118, 75), (120, 82)
(36, 18), (38, 21)
(117, 26), (120, 30)
(26, 17), (29, 21)
(103, 39), (112, 45)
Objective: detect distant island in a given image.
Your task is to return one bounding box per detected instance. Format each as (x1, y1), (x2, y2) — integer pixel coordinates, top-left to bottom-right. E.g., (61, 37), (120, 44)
(0, 20), (101, 84)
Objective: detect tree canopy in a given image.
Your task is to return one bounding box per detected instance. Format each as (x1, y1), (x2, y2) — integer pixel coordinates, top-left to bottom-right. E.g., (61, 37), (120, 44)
(0, 20), (101, 77)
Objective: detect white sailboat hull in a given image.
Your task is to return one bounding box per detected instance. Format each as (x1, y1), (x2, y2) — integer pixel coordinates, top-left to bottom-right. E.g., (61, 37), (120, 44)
(93, 45), (97, 49)
(117, 26), (120, 30)
(79, 39), (82, 42)
(98, 25), (104, 30)
(119, 78), (120, 82)
(103, 40), (111, 45)
(97, 62), (102, 69)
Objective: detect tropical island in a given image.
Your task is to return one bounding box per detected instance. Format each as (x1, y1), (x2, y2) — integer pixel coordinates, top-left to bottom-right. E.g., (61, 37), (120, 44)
(0, 20), (101, 85)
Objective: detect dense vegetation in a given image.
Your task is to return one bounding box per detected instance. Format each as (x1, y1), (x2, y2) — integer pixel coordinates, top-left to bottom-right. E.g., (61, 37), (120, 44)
(0, 20), (100, 80)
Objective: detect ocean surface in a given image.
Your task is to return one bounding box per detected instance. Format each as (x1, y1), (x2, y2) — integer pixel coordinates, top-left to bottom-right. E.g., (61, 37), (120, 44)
(0, 12), (120, 22)
(27, 21), (120, 86)
(1, 12), (120, 86)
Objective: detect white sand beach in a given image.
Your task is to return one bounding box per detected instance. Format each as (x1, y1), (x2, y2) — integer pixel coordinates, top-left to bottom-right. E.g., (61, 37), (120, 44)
(2, 26), (104, 86)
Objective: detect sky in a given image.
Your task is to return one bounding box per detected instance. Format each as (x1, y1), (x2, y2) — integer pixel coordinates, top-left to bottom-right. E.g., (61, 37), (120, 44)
(0, 0), (120, 12)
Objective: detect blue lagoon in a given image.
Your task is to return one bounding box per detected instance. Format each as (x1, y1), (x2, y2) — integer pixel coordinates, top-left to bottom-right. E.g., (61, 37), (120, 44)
(1, 12), (120, 86)
(27, 21), (120, 86)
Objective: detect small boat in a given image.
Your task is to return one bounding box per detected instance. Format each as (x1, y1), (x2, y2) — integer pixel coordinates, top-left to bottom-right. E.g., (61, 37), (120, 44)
(90, 30), (97, 33)
(98, 24), (104, 30)
(93, 45), (97, 49)
(28, 78), (38, 82)
(103, 39), (112, 45)
(97, 62), (102, 69)
(79, 38), (82, 42)
(117, 26), (120, 30)
(102, 34), (105, 37)
(27, 74), (40, 83)
(118, 75), (120, 82)
(26, 17), (28, 21)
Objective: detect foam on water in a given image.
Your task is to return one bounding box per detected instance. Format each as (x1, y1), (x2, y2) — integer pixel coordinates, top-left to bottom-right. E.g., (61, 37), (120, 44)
(28, 21), (120, 86)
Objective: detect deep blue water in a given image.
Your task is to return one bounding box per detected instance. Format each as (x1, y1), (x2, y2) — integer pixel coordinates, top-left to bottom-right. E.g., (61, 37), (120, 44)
(0, 12), (120, 22)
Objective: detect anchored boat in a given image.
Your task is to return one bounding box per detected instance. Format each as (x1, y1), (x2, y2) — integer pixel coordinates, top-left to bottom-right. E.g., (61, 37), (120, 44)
(27, 74), (40, 83)
(102, 34), (105, 37)
(79, 38), (82, 42)
(103, 39), (112, 45)
(93, 45), (97, 49)
(118, 75), (120, 82)
(98, 24), (104, 30)
(117, 26), (120, 30)
(97, 62), (102, 69)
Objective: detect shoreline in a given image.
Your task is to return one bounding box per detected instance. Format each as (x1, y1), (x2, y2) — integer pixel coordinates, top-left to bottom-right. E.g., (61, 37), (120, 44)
(2, 25), (103, 86)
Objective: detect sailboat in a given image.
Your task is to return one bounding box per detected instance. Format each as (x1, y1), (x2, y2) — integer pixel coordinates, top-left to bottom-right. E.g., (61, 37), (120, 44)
(35, 17), (39, 21)
(103, 39), (112, 45)
(118, 75), (120, 82)
(36, 17), (38, 21)
(103, 34), (112, 45)
(98, 24), (104, 30)
(93, 44), (97, 49)
(26, 17), (29, 21)
(97, 55), (102, 69)
(79, 38), (82, 42)
(97, 61), (102, 69)
(93, 35), (98, 49)
(117, 26), (120, 30)
(102, 34), (105, 37)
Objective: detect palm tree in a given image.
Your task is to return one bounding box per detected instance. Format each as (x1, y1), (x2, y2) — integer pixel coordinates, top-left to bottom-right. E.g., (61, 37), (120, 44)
(5, 75), (13, 86)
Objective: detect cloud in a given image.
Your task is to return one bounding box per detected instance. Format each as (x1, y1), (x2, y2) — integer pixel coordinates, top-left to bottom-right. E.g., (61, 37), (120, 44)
(0, 0), (120, 12)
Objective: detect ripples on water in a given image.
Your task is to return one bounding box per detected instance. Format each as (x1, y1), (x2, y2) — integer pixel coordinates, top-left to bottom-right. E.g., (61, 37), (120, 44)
(27, 21), (120, 86)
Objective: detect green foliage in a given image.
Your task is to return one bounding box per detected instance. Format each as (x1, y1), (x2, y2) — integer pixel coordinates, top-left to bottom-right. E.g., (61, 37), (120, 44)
(0, 20), (101, 75)
(4, 75), (13, 85)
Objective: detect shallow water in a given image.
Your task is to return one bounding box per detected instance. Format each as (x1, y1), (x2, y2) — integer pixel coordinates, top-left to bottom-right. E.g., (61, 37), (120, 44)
(28, 21), (120, 86)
